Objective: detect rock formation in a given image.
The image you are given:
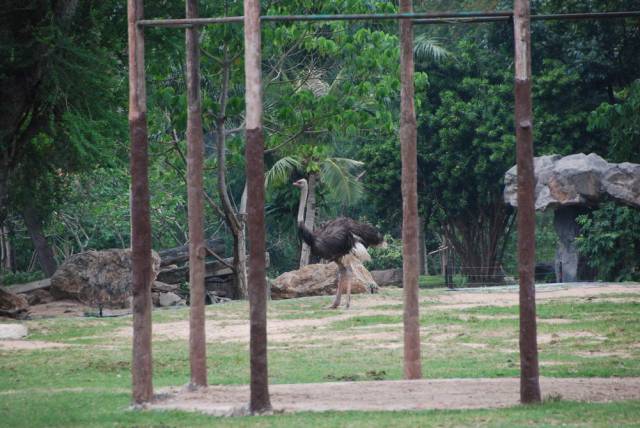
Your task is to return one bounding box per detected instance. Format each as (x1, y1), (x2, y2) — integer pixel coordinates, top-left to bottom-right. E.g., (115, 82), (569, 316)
(370, 268), (403, 287)
(50, 249), (162, 308)
(504, 153), (640, 282)
(271, 262), (378, 300)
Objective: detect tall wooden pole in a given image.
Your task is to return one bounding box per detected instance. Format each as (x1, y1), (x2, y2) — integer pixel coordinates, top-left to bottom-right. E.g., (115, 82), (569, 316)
(243, 0), (272, 414)
(400, 0), (422, 380)
(128, 0), (153, 405)
(185, 0), (207, 388)
(513, 0), (541, 404)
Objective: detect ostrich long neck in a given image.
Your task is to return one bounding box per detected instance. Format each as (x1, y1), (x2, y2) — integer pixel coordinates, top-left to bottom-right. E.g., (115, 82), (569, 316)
(297, 181), (308, 224)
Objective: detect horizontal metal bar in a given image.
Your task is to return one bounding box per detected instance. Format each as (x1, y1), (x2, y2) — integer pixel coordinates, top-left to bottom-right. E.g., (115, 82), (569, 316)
(138, 16), (243, 27)
(138, 11), (512, 27)
(138, 10), (640, 28)
(415, 10), (640, 24)
(414, 16), (510, 24)
(531, 11), (640, 20)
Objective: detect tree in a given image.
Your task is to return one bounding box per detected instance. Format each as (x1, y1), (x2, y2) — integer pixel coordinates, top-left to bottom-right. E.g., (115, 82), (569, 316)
(0, 1), (127, 275)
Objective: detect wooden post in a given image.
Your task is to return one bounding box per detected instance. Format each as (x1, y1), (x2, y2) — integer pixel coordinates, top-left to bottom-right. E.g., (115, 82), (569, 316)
(185, 0), (207, 388)
(513, 0), (541, 404)
(128, 0), (153, 405)
(243, 0), (272, 414)
(399, 0), (422, 380)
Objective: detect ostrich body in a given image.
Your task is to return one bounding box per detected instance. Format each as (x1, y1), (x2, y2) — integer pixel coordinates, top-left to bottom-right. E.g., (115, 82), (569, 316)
(293, 178), (384, 308)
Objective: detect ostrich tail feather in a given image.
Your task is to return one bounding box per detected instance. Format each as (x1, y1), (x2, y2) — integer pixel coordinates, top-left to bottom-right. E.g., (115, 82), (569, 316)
(350, 242), (371, 263)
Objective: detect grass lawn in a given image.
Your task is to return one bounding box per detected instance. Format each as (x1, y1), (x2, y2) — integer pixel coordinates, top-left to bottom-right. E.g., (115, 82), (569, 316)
(1, 284), (639, 427)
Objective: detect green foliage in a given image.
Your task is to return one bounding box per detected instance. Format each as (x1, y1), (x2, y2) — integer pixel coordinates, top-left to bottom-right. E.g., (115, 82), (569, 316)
(366, 236), (403, 270)
(576, 202), (640, 281)
(588, 80), (640, 164)
(0, 271), (45, 287)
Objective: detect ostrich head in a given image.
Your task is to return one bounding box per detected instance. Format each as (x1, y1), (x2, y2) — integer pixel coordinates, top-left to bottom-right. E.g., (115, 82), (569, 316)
(292, 178), (307, 188)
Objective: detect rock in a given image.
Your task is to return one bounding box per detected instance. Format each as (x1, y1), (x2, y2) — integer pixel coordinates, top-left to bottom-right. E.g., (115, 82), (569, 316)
(0, 288), (29, 319)
(152, 281), (180, 293)
(602, 162), (640, 206)
(50, 249), (161, 309)
(503, 153), (639, 282)
(370, 269), (403, 287)
(158, 292), (183, 307)
(0, 323), (28, 339)
(6, 278), (51, 294)
(504, 153), (640, 210)
(22, 289), (54, 306)
(271, 262), (378, 300)
(553, 206), (596, 282)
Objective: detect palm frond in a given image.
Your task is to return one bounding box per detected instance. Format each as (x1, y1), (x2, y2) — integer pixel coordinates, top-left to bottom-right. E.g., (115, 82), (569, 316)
(413, 34), (451, 62)
(265, 156), (302, 188)
(320, 157), (364, 205)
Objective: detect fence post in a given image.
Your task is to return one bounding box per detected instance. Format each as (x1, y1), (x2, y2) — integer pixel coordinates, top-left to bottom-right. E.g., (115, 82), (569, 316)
(514, 0), (542, 404)
(185, 0), (207, 388)
(244, 0), (272, 413)
(399, 0), (422, 380)
(128, 0), (153, 405)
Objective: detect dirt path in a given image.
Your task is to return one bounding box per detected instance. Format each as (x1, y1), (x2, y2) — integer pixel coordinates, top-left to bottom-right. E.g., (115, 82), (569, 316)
(112, 282), (640, 345)
(151, 377), (640, 416)
(433, 283), (640, 308)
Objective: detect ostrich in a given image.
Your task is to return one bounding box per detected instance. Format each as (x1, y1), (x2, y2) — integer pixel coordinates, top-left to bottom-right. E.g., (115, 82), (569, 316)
(293, 178), (385, 309)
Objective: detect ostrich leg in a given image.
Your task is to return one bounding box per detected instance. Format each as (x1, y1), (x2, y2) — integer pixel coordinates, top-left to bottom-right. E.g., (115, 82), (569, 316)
(329, 262), (347, 309)
(345, 265), (353, 309)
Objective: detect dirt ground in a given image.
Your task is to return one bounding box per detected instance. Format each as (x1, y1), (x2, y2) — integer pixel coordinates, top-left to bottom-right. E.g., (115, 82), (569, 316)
(113, 282), (640, 345)
(143, 282), (640, 416)
(151, 377), (640, 415)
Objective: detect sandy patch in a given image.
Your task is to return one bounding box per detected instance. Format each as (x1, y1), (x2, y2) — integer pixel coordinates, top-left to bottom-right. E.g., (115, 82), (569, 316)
(539, 361), (576, 367)
(0, 387), (128, 396)
(538, 318), (574, 324)
(116, 310), (399, 343)
(432, 283), (640, 308)
(150, 377), (640, 415)
(575, 350), (633, 358)
(110, 283), (637, 349)
(0, 323), (28, 339)
(460, 342), (488, 349)
(0, 340), (70, 351)
(538, 332), (607, 345)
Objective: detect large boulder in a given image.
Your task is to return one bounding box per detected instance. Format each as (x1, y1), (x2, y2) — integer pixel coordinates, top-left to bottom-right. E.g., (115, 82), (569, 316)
(371, 269), (403, 287)
(0, 288), (29, 319)
(504, 153), (640, 282)
(271, 262), (378, 300)
(50, 249), (161, 308)
(504, 153), (640, 210)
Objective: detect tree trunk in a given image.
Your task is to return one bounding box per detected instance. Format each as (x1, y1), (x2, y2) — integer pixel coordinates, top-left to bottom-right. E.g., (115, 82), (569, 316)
(216, 43), (249, 300)
(299, 172), (318, 267)
(514, 0), (541, 404)
(244, 0), (272, 413)
(0, 166), (9, 230)
(418, 216), (426, 275)
(443, 202), (513, 286)
(1, 224), (13, 272)
(128, 0), (154, 405)
(22, 204), (57, 277)
(234, 221), (249, 299)
(185, 0), (207, 388)
(399, 0), (422, 380)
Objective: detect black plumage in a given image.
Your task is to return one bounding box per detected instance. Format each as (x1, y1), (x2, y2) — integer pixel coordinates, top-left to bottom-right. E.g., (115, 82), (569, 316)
(298, 217), (384, 262)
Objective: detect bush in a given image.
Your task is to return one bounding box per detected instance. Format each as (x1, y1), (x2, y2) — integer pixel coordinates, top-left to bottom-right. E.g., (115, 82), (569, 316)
(0, 270), (46, 286)
(576, 202), (640, 281)
(365, 236), (403, 271)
